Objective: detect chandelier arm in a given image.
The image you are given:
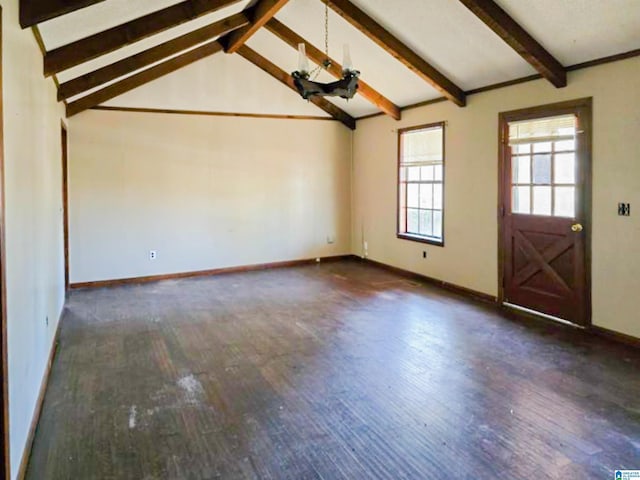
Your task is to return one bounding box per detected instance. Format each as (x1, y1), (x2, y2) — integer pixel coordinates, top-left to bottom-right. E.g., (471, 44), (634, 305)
(291, 0), (359, 101)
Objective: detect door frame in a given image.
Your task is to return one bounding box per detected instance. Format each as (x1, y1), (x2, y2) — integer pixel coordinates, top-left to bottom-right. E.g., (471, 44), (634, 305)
(0, 6), (10, 479)
(61, 122), (69, 292)
(497, 97), (593, 326)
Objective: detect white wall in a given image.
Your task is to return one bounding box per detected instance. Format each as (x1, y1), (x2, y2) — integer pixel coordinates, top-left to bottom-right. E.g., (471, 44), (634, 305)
(68, 110), (352, 283)
(1, 0), (66, 477)
(352, 57), (640, 339)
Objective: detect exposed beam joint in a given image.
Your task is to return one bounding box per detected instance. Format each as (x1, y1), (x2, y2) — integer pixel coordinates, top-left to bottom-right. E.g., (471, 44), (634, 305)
(224, 0), (290, 54)
(44, 0), (242, 76)
(58, 13), (249, 101)
(266, 18), (401, 120)
(458, 0), (566, 87)
(325, 0), (466, 107)
(66, 41), (223, 117)
(236, 45), (356, 130)
(20, 0), (107, 28)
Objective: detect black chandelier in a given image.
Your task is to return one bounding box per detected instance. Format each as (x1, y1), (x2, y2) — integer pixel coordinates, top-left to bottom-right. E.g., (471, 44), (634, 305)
(291, 2), (359, 100)
(292, 70), (359, 100)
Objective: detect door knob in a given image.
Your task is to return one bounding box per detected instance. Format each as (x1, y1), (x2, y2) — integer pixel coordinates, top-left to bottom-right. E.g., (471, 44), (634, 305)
(571, 223), (583, 232)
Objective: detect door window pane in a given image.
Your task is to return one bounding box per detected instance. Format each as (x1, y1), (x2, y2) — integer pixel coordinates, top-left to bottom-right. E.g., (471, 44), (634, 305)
(533, 186), (552, 215)
(513, 186), (531, 214)
(532, 155), (552, 184)
(513, 156), (531, 184)
(554, 140), (575, 152)
(554, 153), (575, 184)
(533, 142), (552, 153)
(555, 187), (575, 217)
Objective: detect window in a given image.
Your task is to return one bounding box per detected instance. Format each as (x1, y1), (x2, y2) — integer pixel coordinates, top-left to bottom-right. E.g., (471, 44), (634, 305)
(508, 114), (577, 217)
(397, 122), (445, 245)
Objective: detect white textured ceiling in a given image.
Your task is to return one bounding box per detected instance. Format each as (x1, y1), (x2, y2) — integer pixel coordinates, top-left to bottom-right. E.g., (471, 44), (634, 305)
(51, 0), (254, 82)
(333, 0), (537, 90)
(39, 0), (188, 49)
(36, 0), (640, 119)
(498, 0), (640, 65)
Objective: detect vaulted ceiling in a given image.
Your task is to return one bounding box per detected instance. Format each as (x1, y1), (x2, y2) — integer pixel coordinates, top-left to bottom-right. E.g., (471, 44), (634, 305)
(21, 0), (640, 128)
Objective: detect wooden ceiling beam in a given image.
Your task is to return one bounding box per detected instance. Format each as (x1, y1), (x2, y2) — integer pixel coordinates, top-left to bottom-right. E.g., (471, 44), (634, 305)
(58, 13), (248, 101)
(66, 41), (223, 117)
(266, 18), (401, 121)
(236, 45), (356, 130)
(325, 0), (466, 107)
(20, 0), (107, 28)
(223, 0), (290, 54)
(44, 0), (242, 76)
(458, 0), (566, 87)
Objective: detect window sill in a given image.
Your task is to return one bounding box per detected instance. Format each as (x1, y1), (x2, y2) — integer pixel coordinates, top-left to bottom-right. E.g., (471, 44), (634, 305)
(397, 233), (444, 247)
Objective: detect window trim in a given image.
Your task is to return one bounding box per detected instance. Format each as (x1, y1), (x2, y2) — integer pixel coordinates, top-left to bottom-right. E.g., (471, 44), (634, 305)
(396, 121), (446, 247)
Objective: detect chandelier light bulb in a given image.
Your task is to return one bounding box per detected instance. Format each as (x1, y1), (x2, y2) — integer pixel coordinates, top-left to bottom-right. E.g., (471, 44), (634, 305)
(342, 44), (353, 73)
(297, 43), (310, 76)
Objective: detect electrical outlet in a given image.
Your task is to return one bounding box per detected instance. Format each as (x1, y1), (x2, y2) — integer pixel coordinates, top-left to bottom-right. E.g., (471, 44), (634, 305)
(618, 203), (631, 216)
(149, 250), (157, 260)
(326, 235), (335, 244)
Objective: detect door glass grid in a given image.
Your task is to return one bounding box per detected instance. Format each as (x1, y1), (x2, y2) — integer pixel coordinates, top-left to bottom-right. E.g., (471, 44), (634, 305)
(509, 115), (577, 218)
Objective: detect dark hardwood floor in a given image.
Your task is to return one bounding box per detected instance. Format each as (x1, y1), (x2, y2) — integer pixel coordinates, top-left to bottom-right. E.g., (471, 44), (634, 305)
(26, 259), (640, 479)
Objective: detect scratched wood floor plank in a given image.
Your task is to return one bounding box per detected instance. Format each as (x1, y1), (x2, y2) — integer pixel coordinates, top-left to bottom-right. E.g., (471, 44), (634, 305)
(26, 259), (640, 479)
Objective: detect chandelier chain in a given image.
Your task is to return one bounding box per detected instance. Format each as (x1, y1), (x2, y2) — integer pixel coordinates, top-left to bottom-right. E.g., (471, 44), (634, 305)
(324, 0), (329, 60)
(310, 0), (330, 80)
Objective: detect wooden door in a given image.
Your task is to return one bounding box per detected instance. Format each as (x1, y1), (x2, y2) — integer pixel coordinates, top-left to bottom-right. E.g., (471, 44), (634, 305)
(499, 99), (592, 326)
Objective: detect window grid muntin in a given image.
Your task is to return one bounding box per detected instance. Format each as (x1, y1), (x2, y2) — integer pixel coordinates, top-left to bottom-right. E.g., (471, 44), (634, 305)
(509, 123), (578, 218)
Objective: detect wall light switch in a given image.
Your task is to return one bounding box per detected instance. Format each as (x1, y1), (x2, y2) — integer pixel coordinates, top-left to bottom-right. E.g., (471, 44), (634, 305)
(618, 203), (631, 216)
